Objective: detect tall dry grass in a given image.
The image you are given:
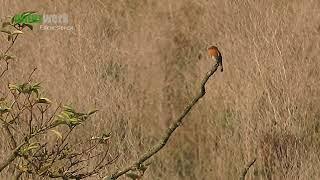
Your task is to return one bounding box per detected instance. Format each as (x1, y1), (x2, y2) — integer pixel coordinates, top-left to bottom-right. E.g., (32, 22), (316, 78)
(0, 0), (320, 179)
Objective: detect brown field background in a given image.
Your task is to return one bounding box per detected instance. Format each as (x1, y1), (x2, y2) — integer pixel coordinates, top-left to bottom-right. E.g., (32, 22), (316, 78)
(1, 0), (320, 179)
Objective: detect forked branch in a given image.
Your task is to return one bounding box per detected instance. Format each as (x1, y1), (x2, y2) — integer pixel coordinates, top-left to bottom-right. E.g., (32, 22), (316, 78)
(104, 63), (220, 180)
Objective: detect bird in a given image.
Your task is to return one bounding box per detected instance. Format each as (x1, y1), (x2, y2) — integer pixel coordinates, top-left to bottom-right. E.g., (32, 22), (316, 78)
(207, 45), (223, 72)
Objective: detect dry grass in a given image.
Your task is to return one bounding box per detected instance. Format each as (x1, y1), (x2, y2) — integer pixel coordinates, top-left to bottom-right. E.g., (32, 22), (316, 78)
(0, 0), (320, 179)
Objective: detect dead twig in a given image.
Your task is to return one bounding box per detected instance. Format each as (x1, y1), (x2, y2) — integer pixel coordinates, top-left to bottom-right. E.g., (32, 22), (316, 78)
(240, 158), (257, 180)
(104, 63), (220, 180)
(0, 142), (26, 172)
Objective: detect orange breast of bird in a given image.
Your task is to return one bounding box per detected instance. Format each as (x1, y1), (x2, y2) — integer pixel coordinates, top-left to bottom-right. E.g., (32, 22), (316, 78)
(208, 46), (220, 58)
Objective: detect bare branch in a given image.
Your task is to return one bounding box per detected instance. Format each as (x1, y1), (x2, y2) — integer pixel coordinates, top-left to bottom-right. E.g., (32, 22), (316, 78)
(240, 158), (257, 180)
(0, 34), (20, 78)
(0, 142), (26, 172)
(104, 63), (220, 180)
(0, 60), (9, 78)
(2, 121), (17, 149)
(27, 68), (37, 82)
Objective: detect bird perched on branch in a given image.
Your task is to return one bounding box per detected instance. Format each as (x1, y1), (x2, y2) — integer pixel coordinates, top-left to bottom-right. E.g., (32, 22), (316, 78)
(207, 45), (223, 72)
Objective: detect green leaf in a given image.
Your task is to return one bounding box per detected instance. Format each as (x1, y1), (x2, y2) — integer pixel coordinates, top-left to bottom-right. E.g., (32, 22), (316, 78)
(11, 11), (36, 24)
(67, 117), (81, 126)
(60, 111), (73, 119)
(21, 11), (37, 19)
(19, 83), (29, 93)
(23, 82), (40, 94)
(20, 143), (39, 154)
(30, 82), (41, 96)
(56, 105), (93, 128)
(53, 118), (65, 126)
(26, 145), (38, 151)
(11, 14), (17, 24)
(63, 105), (75, 113)
(8, 84), (20, 91)
(28, 142), (39, 148)
(50, 129), (63, 139)
(8, 82), (41, 95)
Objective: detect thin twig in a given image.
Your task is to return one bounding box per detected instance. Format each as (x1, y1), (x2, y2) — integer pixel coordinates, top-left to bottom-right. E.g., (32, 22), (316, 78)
(240, 158), (257, 180)
(27, 68), (37, 82)
(0, 34), (19, 78)
(0, 142), (26, 172)
(104, 63), (220, 180)
(0, 60), (9, 78)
